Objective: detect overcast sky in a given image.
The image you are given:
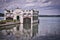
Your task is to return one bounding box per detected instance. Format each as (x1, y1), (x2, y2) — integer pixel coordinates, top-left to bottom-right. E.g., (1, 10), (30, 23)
(0, 0), (60, 15)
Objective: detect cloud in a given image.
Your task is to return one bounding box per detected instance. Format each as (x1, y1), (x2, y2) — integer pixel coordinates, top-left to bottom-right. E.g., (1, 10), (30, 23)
(38, 0), (47, 3)
(22, 0), (52, 8)
(40, 9), (60, 15)
(39, 1), (51, 7)
(2, 0), (24, 9)
(25, 0), (52, 7)
(0, 0), (52, 9)
(24, 3), (35, 7)
(0, 0), (60, 10)
(1, 0), (51, 8)
(26, 0), (34, 2)
(48, 0), (60, 5)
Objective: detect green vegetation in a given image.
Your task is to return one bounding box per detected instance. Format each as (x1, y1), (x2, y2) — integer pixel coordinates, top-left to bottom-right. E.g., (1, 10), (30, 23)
(0, 20), (6, 24)
(13, 20), (17, 22)
(0, 20), (17, 24)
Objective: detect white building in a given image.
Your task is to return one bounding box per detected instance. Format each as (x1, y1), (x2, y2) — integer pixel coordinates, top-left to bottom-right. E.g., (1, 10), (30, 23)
(4, 8), (39, 37)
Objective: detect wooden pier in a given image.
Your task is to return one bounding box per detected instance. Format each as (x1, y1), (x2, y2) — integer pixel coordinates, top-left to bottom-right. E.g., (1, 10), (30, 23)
(0, 21), (20, 30)
(0, 21), (20, 26)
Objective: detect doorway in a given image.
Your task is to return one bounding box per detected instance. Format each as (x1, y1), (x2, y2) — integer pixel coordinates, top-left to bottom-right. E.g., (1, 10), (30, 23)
(23, 17), (31, 29)
(17, 16), (20, 20)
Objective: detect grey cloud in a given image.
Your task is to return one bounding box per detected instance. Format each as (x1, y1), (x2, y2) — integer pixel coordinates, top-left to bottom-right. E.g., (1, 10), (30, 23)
(0, 0), (60, 10)
(46, 0), (60, 6)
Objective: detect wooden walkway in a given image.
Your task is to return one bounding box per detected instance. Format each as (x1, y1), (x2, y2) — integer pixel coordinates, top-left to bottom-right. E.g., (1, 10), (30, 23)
(0, 21), (20, 30)
(0, 21), (20, 27)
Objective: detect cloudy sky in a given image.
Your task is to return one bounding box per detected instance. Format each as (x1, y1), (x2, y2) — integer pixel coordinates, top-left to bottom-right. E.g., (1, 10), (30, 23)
(0, 0), (60, 15)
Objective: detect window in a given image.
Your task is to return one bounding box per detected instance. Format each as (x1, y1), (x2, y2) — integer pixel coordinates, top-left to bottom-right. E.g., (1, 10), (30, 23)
(6, 17), (13, 20)
(33, 16), (38, 20)
(23, 13), (26, 15)
(28, 13), (31, 15)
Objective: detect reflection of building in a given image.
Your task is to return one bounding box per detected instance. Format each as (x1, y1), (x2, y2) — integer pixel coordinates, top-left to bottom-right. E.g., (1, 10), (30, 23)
(4, 8), (39, 37)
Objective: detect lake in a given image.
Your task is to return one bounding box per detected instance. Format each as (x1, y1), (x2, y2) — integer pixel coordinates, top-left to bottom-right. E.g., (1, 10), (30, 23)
(0, 17), (60, 35)
(0, 17), (60, 40)
(38, 17), (60, 36)
(0, 17), (4, 20)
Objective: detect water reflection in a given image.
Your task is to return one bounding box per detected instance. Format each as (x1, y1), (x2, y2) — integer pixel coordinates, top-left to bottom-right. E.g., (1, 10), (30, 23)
(0, 23), (38, 40)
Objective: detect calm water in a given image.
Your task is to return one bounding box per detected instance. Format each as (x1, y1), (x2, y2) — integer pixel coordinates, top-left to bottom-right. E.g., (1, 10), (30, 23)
(0, 17), (4, 20)
(38, 17), (60, 36)
(0, 17), (60, 40)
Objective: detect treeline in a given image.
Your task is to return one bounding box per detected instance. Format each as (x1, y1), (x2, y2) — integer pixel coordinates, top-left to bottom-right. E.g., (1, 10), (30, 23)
(0, 13), (60, 17)
(0, 13), (4, 17)
(39, 15), (60, 17)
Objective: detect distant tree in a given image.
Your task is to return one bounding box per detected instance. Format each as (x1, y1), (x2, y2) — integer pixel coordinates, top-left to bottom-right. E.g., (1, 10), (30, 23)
(0, 13), (4, 17)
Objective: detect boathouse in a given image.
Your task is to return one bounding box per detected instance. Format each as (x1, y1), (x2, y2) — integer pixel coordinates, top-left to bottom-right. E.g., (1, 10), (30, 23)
(4, 8), (39, 37)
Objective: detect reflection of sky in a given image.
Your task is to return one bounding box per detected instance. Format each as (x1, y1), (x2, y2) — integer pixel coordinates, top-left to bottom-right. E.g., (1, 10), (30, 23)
(0, 0), (60, 15)
(38, 17), (60, 36)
